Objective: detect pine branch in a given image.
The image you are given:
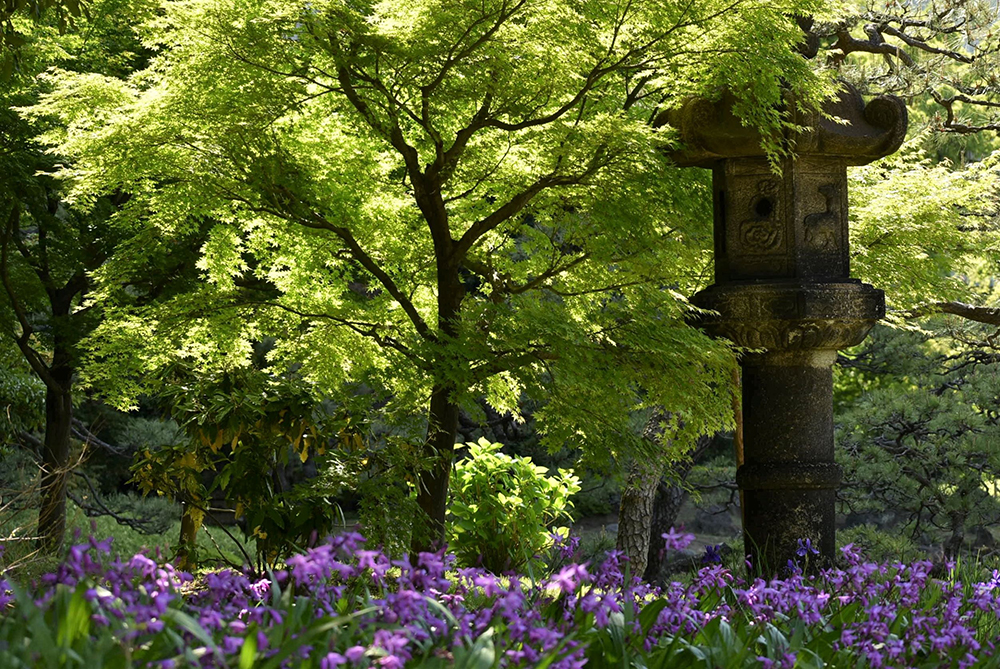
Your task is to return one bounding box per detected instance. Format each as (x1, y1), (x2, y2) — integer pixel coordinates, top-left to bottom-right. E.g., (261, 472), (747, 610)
(70, 471), (159, 534)
(71, 419), (127, 456)
(930, 91), (1000, 134)
(879, 24), (974, 63)
(830, 28), (914, 66)
(17, 430), (42, 452)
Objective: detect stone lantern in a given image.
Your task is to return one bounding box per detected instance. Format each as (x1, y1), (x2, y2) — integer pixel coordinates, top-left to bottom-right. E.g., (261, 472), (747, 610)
(664, 84), (907, 571)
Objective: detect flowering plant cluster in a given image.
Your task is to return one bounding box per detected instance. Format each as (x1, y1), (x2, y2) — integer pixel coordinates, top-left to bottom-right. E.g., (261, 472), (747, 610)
(4, 530), (1000, 668)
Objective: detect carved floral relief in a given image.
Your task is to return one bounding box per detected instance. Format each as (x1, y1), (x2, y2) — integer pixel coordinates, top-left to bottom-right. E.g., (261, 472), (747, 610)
(738, 179), (783, 254)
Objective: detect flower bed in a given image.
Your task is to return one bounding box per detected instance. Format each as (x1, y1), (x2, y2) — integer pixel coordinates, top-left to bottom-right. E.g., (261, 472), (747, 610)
(2, 531), (1000, 668)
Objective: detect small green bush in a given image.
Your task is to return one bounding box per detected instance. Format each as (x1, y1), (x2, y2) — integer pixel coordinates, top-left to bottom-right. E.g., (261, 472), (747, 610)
(0, 365), (44, 444)
(838, 523), (923, 564)
(115, 417), (186, 452)
(447, 438), (580, 573)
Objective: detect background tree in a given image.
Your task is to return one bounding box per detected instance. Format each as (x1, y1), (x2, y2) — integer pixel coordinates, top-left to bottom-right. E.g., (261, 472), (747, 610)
(34, 0), (833, 550)
(808, 2), (1000, 321)
(836, 125), (1000, 559)
(812, 1), (1000, 139)
(0, 0), (86, 78)
(0, 0), (201, 551)
(836, 318), (1000, 559)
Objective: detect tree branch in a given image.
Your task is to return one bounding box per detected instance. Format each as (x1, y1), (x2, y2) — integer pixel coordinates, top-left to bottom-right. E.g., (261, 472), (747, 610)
(830, 28), (914, 67)
(435, 92), (494, 186)
(70, 471), (161, 535)
(453, 163), (602, 262)
(879, 24), (974, 63)
(423, 0), (529, 98)
(469, 347), (558, 383)
(182, 498), (258, 572)
(336, 64), (454, 256)
(298, 212), (436, 341)
(0, 203), (59, 390)
(256, 300), (424, 365)
(930, 91), (1000, 134)
(71, 418), (127, 456)
(902, 301), (1000, 326)
(17, 430), (42, 453)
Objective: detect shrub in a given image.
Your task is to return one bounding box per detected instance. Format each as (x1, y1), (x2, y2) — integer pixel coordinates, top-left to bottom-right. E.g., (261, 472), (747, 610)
(357, 467), (416, 557)
(114, 417), (186, 460)
(0, 448), (38, 504)
(132, 365), (362, 569)
(0, 364), (44, 446)
(447, 438), (580, 573)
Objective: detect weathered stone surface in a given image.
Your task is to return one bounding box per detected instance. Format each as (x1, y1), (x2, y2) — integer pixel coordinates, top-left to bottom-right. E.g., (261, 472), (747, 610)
(693, 281), (884, 350)
(742, 487), (837, 571)
(664, 82), (906, 574)
(706, 157), (858, 283)
(662, 84), (907, 168)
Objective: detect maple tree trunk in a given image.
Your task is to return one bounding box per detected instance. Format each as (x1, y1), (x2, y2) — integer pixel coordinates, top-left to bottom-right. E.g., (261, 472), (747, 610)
(37, 367), (73, 553)
(411, 252), (464, 554)
(35, 278), (88, 554)
(412, 384), (460, 553)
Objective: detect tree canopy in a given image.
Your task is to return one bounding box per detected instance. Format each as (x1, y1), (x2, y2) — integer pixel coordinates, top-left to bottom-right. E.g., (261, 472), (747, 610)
(30, 0), (835, 545)
(0, 0), (174, 550)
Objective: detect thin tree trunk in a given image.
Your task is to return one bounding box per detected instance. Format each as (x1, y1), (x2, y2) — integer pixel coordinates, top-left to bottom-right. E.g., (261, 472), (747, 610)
(616, 410), (675, 577)
(643, 434), (712, 583)
(616, 459), (660, 577)
(643, 474), (690, 581)
(176, 503), (200, 570)
(944, 510), (966, 560)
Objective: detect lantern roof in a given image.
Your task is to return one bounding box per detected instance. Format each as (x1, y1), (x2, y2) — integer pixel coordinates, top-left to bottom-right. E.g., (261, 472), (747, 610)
(662, 82), (907, 168)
